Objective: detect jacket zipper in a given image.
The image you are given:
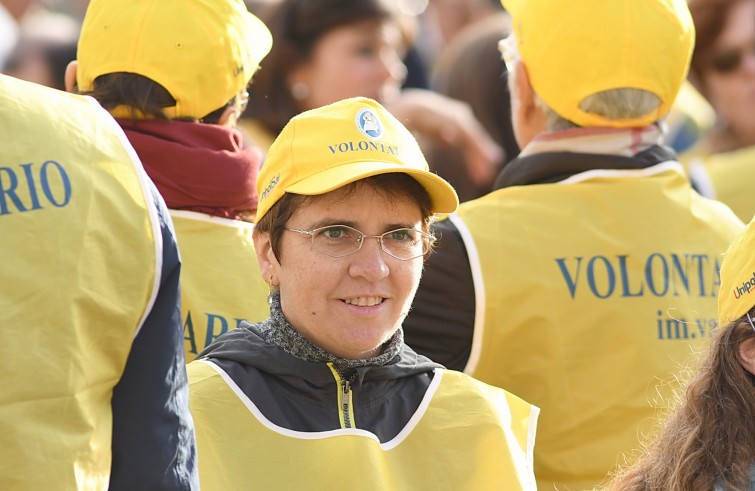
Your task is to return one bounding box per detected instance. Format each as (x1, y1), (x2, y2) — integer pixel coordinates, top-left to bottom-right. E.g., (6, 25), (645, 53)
(341, 379), (352, 429)
(327, 362), (355, 429)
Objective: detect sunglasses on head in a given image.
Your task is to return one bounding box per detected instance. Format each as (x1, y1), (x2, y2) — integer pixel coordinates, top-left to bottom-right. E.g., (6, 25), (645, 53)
(709, 40), (755, 74)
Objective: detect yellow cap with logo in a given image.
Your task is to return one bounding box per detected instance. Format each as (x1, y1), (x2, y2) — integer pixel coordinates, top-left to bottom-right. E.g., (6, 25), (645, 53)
(76, 0), (272, 120)
(718, 217), (755, 326)
(255, 97), (459, 221)
(501, 0), (694, 128)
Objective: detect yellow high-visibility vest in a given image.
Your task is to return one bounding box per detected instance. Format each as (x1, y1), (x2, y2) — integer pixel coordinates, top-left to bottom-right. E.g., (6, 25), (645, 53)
(685, 145), (755, 223)
(0, 75), (159, 490)
(453, 163), (743, 490)
(172, 210), (269, 361)
(188, 360), (539, 490)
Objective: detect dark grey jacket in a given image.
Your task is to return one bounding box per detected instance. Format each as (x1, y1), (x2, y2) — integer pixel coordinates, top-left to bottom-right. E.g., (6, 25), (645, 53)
(197, 298), (443, 441)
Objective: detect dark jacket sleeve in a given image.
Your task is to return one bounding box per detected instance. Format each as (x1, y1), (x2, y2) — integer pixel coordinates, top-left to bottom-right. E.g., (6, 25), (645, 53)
(403, 218), (476, 371)
(109, 187), (199, 491)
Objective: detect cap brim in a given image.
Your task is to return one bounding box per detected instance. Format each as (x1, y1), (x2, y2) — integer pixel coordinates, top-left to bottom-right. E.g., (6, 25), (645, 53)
(286, 161), (459, 214)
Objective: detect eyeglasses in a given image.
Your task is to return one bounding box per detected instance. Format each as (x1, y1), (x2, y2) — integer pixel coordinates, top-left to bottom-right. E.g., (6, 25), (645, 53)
(709, 41), (755, 74)
(285, 224), (435, 260)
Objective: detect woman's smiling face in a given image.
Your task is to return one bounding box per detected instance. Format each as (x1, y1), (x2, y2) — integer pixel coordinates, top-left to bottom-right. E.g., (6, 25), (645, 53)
(255, 183), (425, 360)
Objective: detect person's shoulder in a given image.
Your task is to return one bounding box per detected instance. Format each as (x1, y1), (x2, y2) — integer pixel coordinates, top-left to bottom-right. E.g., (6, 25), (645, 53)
(3, 74), (111, 127)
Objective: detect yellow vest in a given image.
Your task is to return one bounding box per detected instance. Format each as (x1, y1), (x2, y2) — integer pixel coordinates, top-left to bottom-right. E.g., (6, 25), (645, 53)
(171, 211), (269, 361)
(188, 360), (539, 490)
(684, 145), (755, 223)
(453, 163), (743, 490)
(0, 75), (158, 489)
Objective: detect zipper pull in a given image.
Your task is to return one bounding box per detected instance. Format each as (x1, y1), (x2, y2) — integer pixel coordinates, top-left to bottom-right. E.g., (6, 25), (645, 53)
(341, 379), (352, 428)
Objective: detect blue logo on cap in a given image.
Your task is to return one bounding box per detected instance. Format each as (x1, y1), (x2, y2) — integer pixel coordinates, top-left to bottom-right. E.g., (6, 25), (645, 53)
(355, 109), (383, 140)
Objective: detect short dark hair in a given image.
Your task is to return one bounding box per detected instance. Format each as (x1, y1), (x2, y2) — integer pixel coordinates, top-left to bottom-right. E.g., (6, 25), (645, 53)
(82, 72), (236, 123)
(254, 173), (433, 262)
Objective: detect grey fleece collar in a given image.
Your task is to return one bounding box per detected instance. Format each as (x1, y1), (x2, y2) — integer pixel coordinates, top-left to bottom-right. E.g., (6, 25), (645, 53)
(259, 291), (403, 375)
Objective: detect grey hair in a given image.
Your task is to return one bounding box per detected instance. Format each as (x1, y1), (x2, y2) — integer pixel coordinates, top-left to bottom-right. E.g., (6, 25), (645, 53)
(501, 34), (662, 131)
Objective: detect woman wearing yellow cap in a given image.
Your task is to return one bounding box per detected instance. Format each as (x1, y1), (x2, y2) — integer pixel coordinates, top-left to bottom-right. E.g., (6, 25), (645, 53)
(607, 218), (755, 490)
(187, 97), (539, 490)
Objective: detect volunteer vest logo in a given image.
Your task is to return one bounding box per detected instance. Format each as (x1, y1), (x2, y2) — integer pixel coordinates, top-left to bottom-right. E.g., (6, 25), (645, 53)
(0, 161), (72, 215)
(355, 109), (383, 140)
(555, 252), (722, 341)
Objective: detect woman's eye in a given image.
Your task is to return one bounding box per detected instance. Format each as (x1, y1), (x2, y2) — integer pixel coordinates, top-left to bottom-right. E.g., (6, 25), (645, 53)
(354, 44), (377, 57)
(323, 227), (345, 239)
(388, 229), (414, 242)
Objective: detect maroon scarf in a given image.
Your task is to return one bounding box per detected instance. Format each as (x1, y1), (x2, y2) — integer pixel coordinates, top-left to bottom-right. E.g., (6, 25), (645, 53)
(118, 118), (261, 220)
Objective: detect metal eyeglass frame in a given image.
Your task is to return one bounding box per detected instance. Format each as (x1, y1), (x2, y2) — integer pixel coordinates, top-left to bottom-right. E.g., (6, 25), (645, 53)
(285, 224), (435, 260)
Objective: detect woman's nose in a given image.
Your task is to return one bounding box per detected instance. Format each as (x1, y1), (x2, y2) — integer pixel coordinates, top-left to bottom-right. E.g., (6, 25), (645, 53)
(349, 236), (390, 281)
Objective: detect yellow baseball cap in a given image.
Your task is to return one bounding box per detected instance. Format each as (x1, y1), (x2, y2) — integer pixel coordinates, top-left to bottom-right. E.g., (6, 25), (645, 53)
(255, 97), (459, 221)
(76, 0), (272, 120)
(718, 218), (755, 326)
(501, 0), (694, 128)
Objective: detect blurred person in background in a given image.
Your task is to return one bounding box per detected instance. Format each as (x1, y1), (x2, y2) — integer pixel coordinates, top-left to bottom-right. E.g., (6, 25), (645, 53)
(415, 0), (503, 69)
(243, 0), (502, 190)
(426, 10), (518, 201)
(4, 37), (77, 90)
(0, 0), (32, 69)
(2, 0), (79, 89)
(681, 0), (755, 222)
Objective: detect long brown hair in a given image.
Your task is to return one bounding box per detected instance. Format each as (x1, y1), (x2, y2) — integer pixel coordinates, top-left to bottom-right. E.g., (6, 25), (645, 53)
(606, 311), (755, 491)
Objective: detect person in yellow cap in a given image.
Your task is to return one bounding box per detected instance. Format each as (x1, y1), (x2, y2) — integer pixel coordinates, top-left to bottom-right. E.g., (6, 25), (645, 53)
(0, 73), (198, 489)
(66, 0), (274, 362)
(186, 96), (539, 491)
(402, 0), (746, 489)
(606, 217), (755, 490)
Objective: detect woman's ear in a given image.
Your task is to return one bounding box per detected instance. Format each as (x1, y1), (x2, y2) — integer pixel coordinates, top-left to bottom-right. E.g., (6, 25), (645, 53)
(253, 229), (280, 286)
(510, 61), (546, 148)
(737, 336), (755, 377)
(64, 60), (78, 93)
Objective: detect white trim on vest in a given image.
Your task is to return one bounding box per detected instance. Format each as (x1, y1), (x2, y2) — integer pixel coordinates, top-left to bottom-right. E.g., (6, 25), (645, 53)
(449, 213), (486, 375)
(687, 158), (717, 199)
(197, 360), (445, 450)
(90, 96), (163, 340)
(556, 160), (683, 185)
(170, 209), (257, 230)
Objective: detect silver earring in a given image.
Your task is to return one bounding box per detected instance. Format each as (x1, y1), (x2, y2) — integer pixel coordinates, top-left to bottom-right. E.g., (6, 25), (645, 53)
(290, 82), (310, 101)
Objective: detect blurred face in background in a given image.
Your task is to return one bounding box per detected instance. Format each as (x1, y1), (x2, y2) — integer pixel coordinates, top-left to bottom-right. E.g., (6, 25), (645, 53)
(698, 0), (755, 146)
(288, 19), (407, 110)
